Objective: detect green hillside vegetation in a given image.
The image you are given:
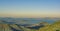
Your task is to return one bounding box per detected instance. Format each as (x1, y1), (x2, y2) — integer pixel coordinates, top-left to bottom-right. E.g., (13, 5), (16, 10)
(0, 20), (60, 31)
(37, 21), (60, 31)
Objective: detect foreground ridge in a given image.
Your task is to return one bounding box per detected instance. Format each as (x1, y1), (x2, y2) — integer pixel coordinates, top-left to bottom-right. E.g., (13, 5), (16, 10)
(0, 21), (60, 31)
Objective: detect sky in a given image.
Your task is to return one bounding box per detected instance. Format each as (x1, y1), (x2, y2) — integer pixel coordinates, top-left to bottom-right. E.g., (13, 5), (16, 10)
(0, 0), (60, 18)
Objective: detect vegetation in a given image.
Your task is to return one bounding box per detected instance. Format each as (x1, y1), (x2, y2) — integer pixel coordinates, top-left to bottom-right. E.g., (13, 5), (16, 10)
(0, 20), (60, 31)
(37, 20), (60, 31)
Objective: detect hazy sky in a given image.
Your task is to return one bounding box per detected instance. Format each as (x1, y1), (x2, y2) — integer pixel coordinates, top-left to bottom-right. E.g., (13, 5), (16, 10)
(0, 0), (60, 18)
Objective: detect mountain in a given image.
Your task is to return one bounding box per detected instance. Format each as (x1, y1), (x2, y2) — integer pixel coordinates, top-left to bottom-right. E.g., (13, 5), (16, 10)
(0, 24), (24, 31)
(37, 20), (60, 31)
(0, 20), (60, 31)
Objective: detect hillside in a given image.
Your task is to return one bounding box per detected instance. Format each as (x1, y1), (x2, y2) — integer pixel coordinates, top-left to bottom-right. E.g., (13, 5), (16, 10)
(0, 21), (60, 31)
(37, 21), (60, 31)
(0, 24), (24, 31)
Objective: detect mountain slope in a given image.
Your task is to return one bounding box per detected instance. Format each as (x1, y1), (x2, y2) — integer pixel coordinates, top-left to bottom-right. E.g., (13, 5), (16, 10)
(0, 24), (24, 31)
(0, 21), (60, 31)
(37, 21), (60, 31)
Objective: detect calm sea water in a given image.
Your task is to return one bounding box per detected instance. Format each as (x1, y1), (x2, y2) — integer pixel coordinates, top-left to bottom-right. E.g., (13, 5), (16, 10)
(0, 17), (60, 24)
